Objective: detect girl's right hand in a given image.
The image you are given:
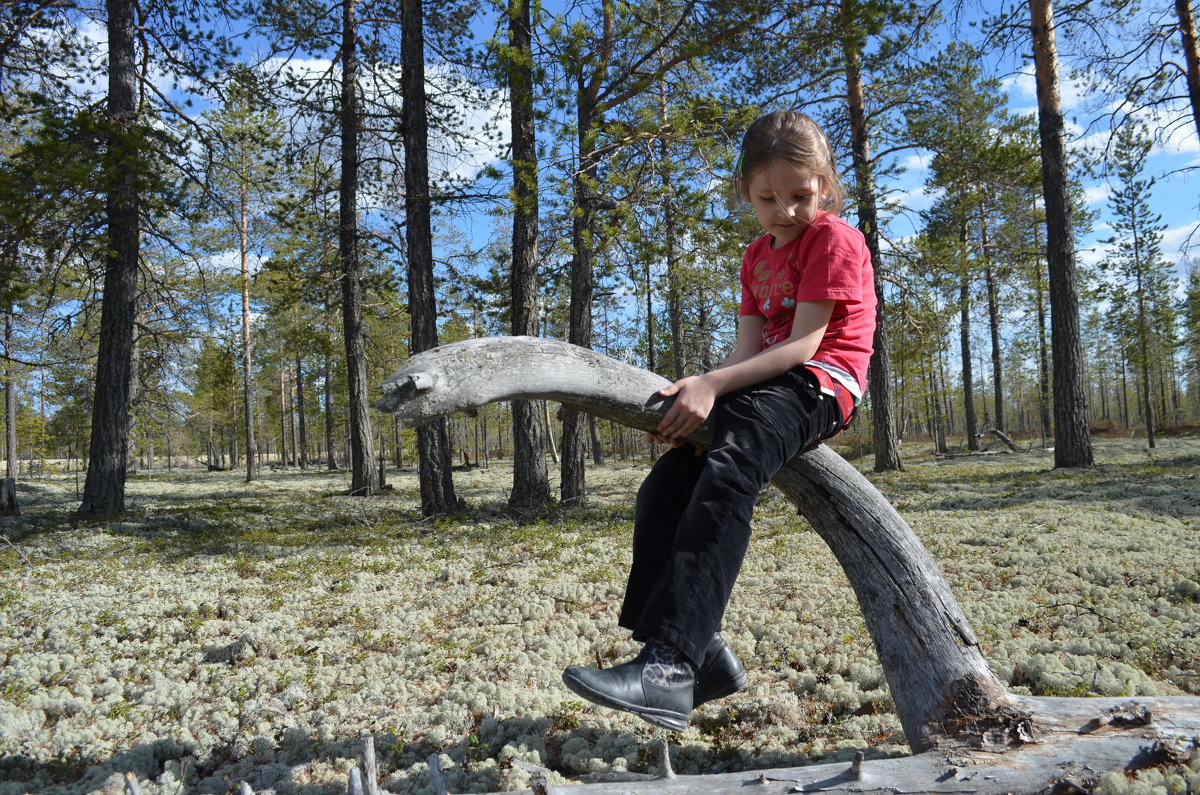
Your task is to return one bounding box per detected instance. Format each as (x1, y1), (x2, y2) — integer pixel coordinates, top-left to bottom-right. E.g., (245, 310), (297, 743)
(649, 375), (718, 445)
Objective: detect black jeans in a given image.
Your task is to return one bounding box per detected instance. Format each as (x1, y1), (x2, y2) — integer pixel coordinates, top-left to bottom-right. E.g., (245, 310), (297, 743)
(617, 367), (842, 668)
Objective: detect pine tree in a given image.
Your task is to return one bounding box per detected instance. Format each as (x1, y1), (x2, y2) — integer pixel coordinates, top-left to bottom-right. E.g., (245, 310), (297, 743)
(202, 69), (287, 483)
(1100, 122), (1174, 447)
(1030, 0), (1094, 467)
(1183, 260), (1200, 420)
(78, 0), (142, 515)
(497, 0), (552, 507)
(401, 0), (458, 512)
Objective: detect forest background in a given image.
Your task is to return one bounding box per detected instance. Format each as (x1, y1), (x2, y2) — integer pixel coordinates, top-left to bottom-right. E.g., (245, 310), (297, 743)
(1, 0), (1199, 512)
(3, 0), (1200, 792)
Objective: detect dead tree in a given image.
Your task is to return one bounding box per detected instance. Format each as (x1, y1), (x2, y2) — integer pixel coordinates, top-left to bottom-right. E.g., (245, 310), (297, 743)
(376, 337), (1200, 792)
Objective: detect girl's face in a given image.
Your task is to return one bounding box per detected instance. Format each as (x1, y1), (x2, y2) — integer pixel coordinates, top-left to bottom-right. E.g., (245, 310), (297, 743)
(745, 163), (823, 248)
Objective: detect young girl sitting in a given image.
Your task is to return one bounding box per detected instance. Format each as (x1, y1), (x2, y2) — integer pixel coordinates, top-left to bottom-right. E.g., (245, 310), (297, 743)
(562, 109), (877, 732)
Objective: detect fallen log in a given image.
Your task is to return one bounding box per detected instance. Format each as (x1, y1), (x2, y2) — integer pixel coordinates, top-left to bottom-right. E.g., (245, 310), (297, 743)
(976, 427), (1023, 453)
(376, 337), (1200, 792)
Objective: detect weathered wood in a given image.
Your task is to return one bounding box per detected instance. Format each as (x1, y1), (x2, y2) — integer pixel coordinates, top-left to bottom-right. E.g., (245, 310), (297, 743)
(376, 338), (1200, 791)
(976, 427), (1022, 453)
(483, 696), (1200, 794)
(376, 337), (1016, 749)
(427, 752), (448, 795)
(362, 734), (383, 795)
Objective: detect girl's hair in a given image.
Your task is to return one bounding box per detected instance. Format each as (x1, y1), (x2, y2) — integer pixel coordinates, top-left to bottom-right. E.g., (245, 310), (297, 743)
(735, 110), (845, 213)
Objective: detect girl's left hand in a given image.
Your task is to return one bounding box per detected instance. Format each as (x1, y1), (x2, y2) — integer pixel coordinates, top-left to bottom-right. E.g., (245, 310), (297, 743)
(649, 375), (717, 445)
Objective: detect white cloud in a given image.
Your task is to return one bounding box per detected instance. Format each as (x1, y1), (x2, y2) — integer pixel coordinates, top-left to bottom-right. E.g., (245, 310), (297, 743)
(1077, 239), (1113, 269)
(1162, 222), (1200, 263)
(1001, 66), (1092, 117)
(263, 56), (509, 208)
(899, 151), (933, 176)
(205, 248), (266, 278)
(1083, 184), (1111, 205)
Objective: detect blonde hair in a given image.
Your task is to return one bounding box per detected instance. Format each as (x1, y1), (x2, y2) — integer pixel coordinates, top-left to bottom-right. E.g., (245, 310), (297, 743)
(734, 110), (844, 213)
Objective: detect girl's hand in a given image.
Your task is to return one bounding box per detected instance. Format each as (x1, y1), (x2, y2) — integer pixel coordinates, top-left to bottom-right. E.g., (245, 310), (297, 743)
(648, 375), (717, 445)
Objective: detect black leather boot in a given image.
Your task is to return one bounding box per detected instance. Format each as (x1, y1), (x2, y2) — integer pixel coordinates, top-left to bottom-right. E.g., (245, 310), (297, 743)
(562, 641), (695, 732)
(693, 633), (747, 707)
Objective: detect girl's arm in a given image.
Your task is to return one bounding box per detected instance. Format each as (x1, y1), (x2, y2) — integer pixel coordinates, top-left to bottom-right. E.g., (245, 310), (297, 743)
(650, 300), (835, 443)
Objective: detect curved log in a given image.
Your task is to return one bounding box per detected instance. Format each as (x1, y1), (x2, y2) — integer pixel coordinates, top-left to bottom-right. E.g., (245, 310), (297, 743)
(377, 338), (1200, 785)
(377, 337), (1016, 749)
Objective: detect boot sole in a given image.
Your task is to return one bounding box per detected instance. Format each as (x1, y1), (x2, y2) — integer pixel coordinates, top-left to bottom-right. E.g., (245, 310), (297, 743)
(562, 669), (691, 732)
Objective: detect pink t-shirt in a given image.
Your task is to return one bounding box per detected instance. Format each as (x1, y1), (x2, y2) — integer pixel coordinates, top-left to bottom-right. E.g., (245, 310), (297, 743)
(738, 214), (876, 393)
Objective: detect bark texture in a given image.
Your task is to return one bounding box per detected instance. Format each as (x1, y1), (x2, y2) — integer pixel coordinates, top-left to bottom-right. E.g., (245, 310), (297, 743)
(1178, 0), (1200, 144)
(1030, 0), (1094, 469)
(240, 193), (257, 482)
(506, 0), (551, 508)
(843, 20), (901, 473)
(79, 0), (139, 516)
(402, 0), (457, 513)
(338, 0), (379, 496)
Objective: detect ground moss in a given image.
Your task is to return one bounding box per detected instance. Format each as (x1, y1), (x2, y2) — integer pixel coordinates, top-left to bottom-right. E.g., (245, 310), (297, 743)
(0, 439), (1197, 793)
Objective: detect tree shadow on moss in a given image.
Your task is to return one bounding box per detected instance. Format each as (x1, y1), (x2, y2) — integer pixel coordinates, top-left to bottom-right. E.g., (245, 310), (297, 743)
(885, 450), (1200, 520)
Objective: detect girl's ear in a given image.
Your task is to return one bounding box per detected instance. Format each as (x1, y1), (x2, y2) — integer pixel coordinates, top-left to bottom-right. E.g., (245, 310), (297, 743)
(818, 177), (836, 209)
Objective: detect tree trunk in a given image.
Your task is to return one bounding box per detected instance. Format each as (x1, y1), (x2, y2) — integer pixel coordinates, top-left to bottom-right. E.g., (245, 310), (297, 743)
(287, 361), (298, 467)
(1034, 226), (1053, 444)
(959, 274), (979, 451)
(1030, 0), (1093, 468)
(295, 352), (309, 468)
(4, 309), (15, 480)
(588, 414), (603, 465)
(1177, 0), (1200, 144)
(2, 311), (15, 516)
(1136, 270), (1156, 448)
(481, 692), (1200, 793)
(561, 1), (612, 506)
(279, 364), (289, 465)
(240, 188), (257, 483)
(79, 0), (139, 516)
(543, 400), (559, 464)
(659, 82), (685, 382)
(324, 352), (337, 470)
(981, 216), (1004, 432)
(562, 133), (596, 505)
(506, 0), (551, 509)
(928, 354), (947, 454)
(402, 0), (456, 513)
(842, 15), (901, 472)
(339, 0), (378, 496)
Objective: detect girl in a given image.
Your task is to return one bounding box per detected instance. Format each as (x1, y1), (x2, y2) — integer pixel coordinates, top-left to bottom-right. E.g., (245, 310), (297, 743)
(562, 110), (877, 732)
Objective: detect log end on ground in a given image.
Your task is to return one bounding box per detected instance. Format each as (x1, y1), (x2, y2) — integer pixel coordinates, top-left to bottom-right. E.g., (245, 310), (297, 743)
(482, 696), (1199, 794)
(920, 672), (1033, 753)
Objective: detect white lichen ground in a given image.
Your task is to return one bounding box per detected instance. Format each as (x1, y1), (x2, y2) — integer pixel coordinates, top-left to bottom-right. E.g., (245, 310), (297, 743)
(1, 437), (1198, 794)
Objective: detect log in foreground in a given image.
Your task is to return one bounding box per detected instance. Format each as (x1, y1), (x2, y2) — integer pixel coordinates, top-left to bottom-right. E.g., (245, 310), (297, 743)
(376, 337), (1200, 791)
